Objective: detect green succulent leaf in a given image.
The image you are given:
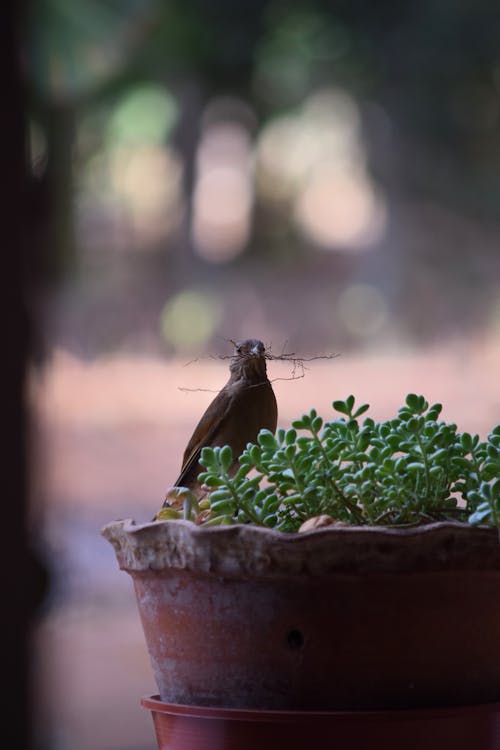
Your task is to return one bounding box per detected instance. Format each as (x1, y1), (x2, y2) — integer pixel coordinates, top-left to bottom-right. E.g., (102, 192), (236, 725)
(219, 445), (233, 472)
(332, 399), (350, 415)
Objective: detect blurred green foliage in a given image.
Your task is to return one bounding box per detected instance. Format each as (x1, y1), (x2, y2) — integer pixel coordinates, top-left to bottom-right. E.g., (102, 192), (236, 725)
(22, 0), (500, 354)
(26, 0), (500, 195)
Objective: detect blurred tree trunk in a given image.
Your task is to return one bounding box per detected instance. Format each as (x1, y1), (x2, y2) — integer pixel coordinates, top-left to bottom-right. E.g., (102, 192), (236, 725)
(44, 101), (76, 279)
(169, 77), (203, 276)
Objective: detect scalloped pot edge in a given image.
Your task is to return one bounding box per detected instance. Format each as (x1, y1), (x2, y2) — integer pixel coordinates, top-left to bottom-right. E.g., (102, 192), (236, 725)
(101, 519), (500, 577)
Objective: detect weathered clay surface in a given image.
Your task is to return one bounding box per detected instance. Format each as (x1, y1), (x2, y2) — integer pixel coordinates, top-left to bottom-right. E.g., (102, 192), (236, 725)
(102, 519), (500, 709)
(101, 519), (500, 577)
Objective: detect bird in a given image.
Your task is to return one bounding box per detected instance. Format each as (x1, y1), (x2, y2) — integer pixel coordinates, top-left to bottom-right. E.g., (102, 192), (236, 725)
(157, 338), (277, 516)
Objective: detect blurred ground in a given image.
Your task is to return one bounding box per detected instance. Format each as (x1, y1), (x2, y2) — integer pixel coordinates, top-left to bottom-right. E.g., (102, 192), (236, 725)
(30, 335), (500, 750)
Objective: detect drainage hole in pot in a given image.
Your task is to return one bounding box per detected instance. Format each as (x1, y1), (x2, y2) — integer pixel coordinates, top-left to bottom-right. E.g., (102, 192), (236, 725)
(287, 629), (305, 650)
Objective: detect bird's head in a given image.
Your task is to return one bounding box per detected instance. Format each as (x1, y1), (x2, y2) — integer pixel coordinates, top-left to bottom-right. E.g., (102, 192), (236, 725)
(230, 338), (268, 380)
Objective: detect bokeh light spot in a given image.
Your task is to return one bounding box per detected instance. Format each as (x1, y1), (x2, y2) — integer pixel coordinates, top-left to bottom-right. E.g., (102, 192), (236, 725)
(295, 166), (386, 250)
(338, 284), (388, 338)
(256, 87), (387, 251)
(108, 84), (178, 146)
(192, 115), (254, 263)
(160, 291), (222, 353)
(109, 144), (184, 240)
(76, 88), (184, 251)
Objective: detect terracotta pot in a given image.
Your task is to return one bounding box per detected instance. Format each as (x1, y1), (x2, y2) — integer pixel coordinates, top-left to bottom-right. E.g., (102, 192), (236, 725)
(141, 694), (500, 750)
(102, 519), (500, 711)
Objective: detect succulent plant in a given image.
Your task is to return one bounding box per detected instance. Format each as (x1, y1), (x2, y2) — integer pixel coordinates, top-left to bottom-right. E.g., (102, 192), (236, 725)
(161, 394), (500, 533)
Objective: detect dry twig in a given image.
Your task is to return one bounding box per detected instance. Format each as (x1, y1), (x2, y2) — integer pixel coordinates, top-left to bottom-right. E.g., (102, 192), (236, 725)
(179, 341), (340, 392)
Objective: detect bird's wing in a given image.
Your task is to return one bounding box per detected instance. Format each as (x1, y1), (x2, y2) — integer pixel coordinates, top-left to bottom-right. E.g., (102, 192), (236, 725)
(174, 386), (234, 486)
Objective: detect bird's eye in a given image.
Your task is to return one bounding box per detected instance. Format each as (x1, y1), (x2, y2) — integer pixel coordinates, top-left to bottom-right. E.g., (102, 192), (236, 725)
(236, 346), (242, 353)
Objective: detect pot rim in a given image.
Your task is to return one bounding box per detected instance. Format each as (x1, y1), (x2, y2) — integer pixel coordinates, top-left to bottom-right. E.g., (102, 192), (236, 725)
(101, 518), (500, 577)
(141, 694), (500, 722)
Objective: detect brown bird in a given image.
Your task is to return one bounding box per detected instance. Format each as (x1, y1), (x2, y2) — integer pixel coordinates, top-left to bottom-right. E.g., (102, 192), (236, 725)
(160, 339), (277, 511)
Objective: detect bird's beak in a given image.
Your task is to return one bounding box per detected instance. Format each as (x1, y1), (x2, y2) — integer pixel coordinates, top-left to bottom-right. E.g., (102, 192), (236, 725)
(250, 344), (261, 356)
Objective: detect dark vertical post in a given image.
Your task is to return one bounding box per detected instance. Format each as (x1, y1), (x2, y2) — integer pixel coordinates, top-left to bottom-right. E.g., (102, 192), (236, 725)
(1, 1), (48, 747)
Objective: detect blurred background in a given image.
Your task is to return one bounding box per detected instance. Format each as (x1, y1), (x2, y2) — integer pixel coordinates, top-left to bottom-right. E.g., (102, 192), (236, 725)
(16, 0), (500, 748)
